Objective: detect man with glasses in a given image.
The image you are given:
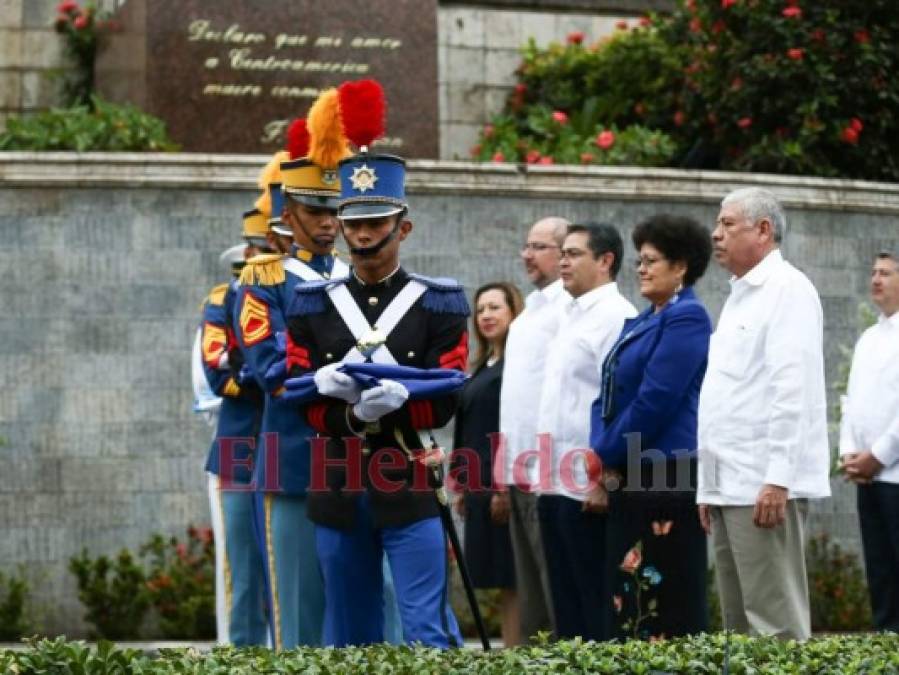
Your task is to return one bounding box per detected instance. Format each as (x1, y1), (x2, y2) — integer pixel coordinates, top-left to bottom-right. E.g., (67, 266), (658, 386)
(535, 223), (636, 640)
(697, 187), (830, 641)
(499, 216), (569, 642)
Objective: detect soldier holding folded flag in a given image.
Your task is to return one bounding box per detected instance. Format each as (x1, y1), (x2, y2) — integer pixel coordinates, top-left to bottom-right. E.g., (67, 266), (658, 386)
(285, 80), (469, 648)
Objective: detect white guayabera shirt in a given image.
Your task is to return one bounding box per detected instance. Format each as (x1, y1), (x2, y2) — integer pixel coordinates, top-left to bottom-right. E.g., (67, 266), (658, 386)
(839, 311), (899, 484)
(499, 279), (568, 489)
(536, 282), (636, 501)
(697, 249), (831, 505)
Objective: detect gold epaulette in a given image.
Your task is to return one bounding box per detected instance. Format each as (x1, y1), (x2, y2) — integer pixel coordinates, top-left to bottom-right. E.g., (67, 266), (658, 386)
(238, 254), (285, 286)
(207, 283), (229, 307)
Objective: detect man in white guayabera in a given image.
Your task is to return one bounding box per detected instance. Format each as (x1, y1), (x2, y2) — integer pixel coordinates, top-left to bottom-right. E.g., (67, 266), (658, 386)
(498, 216), (569, 642)
(839, 250), (899, 633)
(697, 187), (830, 641)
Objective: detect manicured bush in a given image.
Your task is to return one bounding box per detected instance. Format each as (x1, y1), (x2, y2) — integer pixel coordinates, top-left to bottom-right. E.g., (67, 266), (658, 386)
(2, 633), (898, 673)
(475, 0), (899, 182)
(0, 568), (31, 641)
(0, 97), (179, 152)
(69, 548), (151, 640)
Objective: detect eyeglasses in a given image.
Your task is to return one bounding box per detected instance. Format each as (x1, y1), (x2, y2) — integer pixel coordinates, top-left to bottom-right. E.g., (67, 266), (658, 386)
(521, 242), (560, 253)
(633, 255), (665, 269)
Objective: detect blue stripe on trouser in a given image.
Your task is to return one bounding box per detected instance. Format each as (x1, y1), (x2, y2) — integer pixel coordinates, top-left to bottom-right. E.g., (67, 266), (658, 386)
(253, 492), (325, 648)
(315, 495), (462, 648)
(220, 488), (269, 645)
(382, 555), (403, 645)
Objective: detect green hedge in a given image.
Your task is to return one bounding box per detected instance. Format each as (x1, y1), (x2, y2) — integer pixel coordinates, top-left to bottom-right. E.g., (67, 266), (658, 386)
(3, 633), (898, 673)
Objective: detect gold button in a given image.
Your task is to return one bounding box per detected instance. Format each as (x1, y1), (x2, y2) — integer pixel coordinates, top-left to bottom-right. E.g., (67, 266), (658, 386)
(368, 296), (378, 306)
(407, 351), (415, 358)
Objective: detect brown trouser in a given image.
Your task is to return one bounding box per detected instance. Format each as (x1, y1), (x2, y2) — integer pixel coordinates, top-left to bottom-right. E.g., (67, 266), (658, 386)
(710, 499), (811, 641)
(509, 487), (555, 642)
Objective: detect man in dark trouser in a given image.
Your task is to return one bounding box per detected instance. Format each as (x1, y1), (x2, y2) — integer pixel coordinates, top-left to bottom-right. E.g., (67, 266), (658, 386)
(840, 251), (899, 632)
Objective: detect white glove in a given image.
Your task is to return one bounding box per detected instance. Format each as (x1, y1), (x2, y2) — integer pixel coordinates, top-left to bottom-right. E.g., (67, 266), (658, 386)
(352, 380), (409, 422)
(314, 363), (362, 403)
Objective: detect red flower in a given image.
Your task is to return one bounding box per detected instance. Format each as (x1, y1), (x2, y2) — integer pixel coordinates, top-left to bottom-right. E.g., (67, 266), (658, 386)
(567, 31), (584, 45)
(639, 16), (652, 28)
(537, 156), (554, 165)
(483, 124), (495, 139)
(551, 110), (568, 124)
(850, 117), (863, 132)
(787, 48), (804, 60)
(491, 151), (505, 162)
(737, 117), (753, 129)
(841, 126), (859, 144)
(514, 83), (527, 95)
(57, 0), (78, 13)
(620, 546), (642, 574)
(595, 130), (616, 150)
(673, 110), (685, 127)
(525, 149), (541, 164)
(615, 20), (628, 31)
(685, 0), (697, 12)
(470, 144), (481, 157)
(721, 0), (737, 8)
(689, 17), (702, 33)
(73, 13), (88, 29)
(854, 29), (870, 44)
(781, 6), (802, 18)
(711, 20), (726, 34)
(176, 543), (188, 560)
(580, 152), (595, 164)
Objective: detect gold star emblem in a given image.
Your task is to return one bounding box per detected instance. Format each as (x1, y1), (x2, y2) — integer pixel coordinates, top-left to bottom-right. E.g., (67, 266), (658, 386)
(350, 164), (378, 193)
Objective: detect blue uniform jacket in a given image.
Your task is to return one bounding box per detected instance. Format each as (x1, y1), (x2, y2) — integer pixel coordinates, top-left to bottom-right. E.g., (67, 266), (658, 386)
(234, 251), (337, 495)
(200, 280), (263, 484)
(589, 286), (712, 470)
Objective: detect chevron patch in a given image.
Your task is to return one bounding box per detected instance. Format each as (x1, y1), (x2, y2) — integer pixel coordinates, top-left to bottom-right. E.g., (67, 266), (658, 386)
(240, 292), (271, 346)
(201, 322), (227, 367)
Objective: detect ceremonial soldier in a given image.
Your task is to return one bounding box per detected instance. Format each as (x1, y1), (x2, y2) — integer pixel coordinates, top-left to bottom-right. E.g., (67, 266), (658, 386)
(200, 208), (273, 646)
(285, 144), (469, 647)
(233, 102), (349, 649)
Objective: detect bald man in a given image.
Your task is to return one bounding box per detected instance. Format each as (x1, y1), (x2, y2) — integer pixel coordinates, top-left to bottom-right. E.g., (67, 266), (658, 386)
(498, 217), (570, 642)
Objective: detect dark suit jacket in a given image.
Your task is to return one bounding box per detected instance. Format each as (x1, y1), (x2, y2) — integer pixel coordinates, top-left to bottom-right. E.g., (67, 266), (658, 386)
(590, 286), (712, 469)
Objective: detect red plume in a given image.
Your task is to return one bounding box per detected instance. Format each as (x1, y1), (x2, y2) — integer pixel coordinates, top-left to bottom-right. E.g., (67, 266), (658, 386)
(338, 79), (386, 150)
(286, 118), (310, 159)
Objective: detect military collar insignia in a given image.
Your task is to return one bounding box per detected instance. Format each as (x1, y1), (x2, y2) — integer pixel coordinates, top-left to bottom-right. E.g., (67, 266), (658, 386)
(350, 164), (378, 193)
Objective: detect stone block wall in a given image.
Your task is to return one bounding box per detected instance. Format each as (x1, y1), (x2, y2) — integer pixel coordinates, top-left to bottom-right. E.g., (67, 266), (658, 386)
(1, 153), (897, 635)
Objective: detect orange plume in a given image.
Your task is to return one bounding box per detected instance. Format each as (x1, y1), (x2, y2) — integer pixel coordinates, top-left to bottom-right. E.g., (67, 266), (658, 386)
(307, 88), (350, 169)
(254, 150), (288, 216)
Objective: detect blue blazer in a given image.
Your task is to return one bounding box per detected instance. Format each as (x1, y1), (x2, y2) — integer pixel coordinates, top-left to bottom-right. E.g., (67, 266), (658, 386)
(589, 286), (712, 469)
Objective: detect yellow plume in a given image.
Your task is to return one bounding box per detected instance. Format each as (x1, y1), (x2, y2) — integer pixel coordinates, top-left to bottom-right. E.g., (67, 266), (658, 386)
(254, 150), (288, 217)
(308, 88), (350, 169)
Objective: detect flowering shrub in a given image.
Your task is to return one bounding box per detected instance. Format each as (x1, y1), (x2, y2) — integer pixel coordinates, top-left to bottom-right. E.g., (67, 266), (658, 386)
(474, 1), (899, 181)
(53, 1), (119, 107)
(141, 526), (216, 640)
(807, 533), (872, 632)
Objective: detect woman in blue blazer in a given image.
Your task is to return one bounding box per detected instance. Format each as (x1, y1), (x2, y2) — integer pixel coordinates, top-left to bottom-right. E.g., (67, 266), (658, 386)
(590, 214), (712, 640)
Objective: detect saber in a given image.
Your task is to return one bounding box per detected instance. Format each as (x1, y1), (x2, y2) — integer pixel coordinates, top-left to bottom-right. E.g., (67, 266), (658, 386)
(394, 428), (492, 651)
